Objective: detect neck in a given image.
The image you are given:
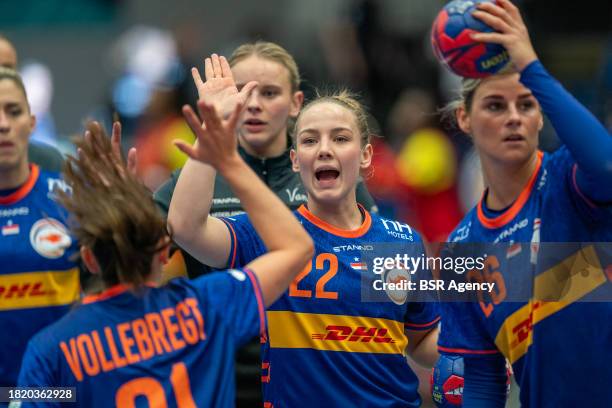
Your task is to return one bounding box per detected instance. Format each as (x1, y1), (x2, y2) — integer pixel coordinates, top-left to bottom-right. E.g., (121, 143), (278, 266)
(481, 152), (539, 210)
(0, 160), (30, 190)
(306, 192), (363, 230)
(239, 128), (288, 159)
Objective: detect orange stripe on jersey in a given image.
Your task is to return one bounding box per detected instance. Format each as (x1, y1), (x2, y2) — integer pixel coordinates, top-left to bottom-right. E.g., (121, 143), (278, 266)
(297, 204), (372, 238)
(0, 268), (79, 311)
(220, 218), (238, 268)
(495, 245), (606, 363)
(477, 151), (543, 229)
(82, 282), (157, 305)
(0, 164), (39, 205)
(438, 346), (500, 355)
(405, 316), (440, 329)
(267, 311), (407, 354)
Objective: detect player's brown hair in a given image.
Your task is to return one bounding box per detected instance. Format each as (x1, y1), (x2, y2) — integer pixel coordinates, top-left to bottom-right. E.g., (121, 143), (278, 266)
(58, 123), (167, 288)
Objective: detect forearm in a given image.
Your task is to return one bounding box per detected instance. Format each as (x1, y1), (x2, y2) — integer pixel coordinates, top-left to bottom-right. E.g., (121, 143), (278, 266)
(407, 327), (440, 368)
(521, 61), (612, 180)
(167, 146), (217, 242)
(220, 156), (310, 254)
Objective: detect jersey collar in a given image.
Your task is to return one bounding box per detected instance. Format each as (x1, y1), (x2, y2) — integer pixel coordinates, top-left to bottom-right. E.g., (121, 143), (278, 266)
(477, 151), (543, 229)
(82, 281), (158, 304)
(0, 164), (40, 205)
(297, 204), (372, 238)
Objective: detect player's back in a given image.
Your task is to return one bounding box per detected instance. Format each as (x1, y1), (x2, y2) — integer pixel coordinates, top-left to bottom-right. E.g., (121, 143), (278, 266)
(17, 270), (265, 408)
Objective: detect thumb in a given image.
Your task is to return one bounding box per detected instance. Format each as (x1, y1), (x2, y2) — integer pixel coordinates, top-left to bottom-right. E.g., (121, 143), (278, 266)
(174, 140), (199, 160)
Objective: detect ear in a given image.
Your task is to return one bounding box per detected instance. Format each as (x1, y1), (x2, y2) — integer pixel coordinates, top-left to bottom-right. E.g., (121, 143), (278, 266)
(290, 90), (304, 118)
(158, 237), (171, 265)
(290, 148), (300, 173)
(28, 114), (36, 136)
(360, 143), (373, 169)
(456, 105), (471, 135)
(81, 246), (101, 275)
(537, 114), (544, 131)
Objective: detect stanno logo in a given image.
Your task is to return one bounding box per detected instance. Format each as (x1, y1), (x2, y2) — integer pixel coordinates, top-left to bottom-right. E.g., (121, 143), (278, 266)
(311, 325), (395, 343)
(493, 218), (529, 243)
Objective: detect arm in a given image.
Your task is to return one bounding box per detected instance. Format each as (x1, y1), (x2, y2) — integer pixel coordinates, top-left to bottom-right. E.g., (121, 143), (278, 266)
(174, 101), (313, 307)
(168, 54), (258, 267)
(473, 0), (612, 201)
(406, 326), (439, 368)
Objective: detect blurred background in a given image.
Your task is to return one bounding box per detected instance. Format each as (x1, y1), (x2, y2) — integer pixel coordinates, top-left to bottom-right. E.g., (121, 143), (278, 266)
(2, 0), (610, 229)
(3, 1), (610, 406)
(2, 0), (610, 242)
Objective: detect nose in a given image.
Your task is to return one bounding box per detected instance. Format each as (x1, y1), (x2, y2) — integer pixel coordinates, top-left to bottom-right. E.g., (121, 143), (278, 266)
(317, 136), (333, 160)
(246, 89), (262, 114)
(506, 104), (522, 128)
(0, 111), (9, 133)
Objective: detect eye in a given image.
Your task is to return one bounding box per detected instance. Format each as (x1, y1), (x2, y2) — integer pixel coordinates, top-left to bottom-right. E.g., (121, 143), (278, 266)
(519, 100), (536, 111)
(300, 137), (317, 145)
(261, 89), (279, 98)
(334, 135), (350, 143)
(485, 102), (503, 112)
(8, 107), (23, 117)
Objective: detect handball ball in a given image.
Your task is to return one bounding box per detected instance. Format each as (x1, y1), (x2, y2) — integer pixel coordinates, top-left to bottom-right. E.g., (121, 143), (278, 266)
(431, 0), (510, 78)
(431, 355), (464, 407)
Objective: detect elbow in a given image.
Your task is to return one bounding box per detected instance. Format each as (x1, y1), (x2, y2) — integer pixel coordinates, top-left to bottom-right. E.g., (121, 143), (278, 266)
(166, 211), (198, 248)
(299, 236), (315, 265)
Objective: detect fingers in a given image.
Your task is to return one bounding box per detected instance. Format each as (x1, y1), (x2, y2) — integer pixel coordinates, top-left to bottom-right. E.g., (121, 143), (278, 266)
(211, 54), (222, 78)
(182, 104), (206, 136)
(226, 101), (244, 135)
(220, 56), (233, 79)
(110, 121), (123, 162)
(204, 57), (214, 80)
(198, 101), (222, 130)
(192, 67), (205, 91)
(239, 81), (258, 101)
(472, 9), (512, 35)
(174, 139), (199, 160)
(126, 147), (138, 177)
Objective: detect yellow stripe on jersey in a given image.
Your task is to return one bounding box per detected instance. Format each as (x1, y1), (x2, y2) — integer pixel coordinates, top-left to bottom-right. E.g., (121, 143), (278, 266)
(495, 245), (606, 363)
(267, 311), (408, 354)
(0, 268), (80, 310)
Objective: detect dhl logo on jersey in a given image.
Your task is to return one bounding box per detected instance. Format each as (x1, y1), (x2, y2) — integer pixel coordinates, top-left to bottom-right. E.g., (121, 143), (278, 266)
(0, 268), (79, 310)
(495, 245), (607, 363)
(311, 325), (395, 343)
(267, 311), (407, 354)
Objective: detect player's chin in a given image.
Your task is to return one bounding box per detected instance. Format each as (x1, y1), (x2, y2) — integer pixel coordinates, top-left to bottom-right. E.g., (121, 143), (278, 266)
(496, 144), (534, 163)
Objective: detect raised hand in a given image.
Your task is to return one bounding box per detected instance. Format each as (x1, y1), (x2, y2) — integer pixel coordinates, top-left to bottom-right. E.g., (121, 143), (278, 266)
(471, 0), (538, 71)
(191, 54), (257, 118)
(174, 100), (243, 172)
(109, 121), (138, 177)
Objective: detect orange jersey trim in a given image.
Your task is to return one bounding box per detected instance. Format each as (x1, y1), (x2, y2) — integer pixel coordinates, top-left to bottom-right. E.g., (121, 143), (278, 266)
(297, 204), (372, 238)
(477, 151), (543, 229)
(82, 282), (158, 305)
(0, 164), (40, 205)
(404, 316), (440, 330)
(438, 345), (500, 355)
(220, 218), (238, 268)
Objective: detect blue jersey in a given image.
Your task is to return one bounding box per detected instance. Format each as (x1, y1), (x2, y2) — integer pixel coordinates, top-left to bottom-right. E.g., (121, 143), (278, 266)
(16, 269), (265, 407)
(438, 147), (612, 407)
(223, 205), (439, 407)
(0, 165), (79, 388)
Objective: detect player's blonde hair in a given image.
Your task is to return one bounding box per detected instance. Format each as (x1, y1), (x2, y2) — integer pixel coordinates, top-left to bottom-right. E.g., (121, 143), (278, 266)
(58, 122), (167, 288)
(0, 67), (29, 111)
(229, 41), (301, 92)
(293, 89), (373, 148)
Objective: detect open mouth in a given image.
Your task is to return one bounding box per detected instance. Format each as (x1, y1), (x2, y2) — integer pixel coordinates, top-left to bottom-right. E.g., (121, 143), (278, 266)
(315, 169), (340, 181)
(503, 134), (525, 142)
(244, 119), (266, 126)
